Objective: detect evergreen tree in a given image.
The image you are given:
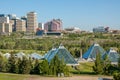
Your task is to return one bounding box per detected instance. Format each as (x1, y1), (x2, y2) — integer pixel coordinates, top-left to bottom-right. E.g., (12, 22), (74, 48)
(58, 58), (70, 76)
(49, 55), (70, 76)
(0, 54), (8, 72)
(7, 53), (16, 73)
(29, 58), (35, 74)
(30, 59), (40, 74)
(57, 58), (64, 73)
(118, 56), (120, 69)
(40, 60), (49, 75)
(15, 58), (22, 74)
(63, 66), (70, 76)
(103, 55), (111, 75)
(0, 54), (3, 72)
(113, 72), (120, 80)
(49, 56), (59, 75)
(19, 56), (31, 74)
(93, 53), (103, 74)
(48, 65), (53, 75)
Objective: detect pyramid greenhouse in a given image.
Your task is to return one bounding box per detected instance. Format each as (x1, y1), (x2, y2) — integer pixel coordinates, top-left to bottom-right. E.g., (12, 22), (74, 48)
(44, 44), (78, 65)
(82, 43), (106, 61)
(14, 52), (26, 59)
(3, 53), (11, 59)
(30, 53), (43, 59)
(103, 48), (120, 62)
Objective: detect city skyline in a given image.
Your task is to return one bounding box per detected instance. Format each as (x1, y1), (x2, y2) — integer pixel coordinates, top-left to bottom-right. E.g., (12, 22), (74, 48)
(0, 0), (120, 31)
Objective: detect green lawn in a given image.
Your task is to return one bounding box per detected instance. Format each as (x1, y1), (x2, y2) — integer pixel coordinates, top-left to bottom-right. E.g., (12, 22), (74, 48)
(0, 73), (28, 80)
(70, 62), (95, 75)
(79, 62), (94, 72)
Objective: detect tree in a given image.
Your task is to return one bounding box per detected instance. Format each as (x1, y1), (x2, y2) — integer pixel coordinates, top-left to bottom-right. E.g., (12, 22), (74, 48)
(75, 48), (80, 58)
(113, 72), (120, 80)
(7, 53), (16, 73)
(113, 56), (120, 80)
(118, 56), (120, 69)
(0, 54), (7, 72)
(57, 58), (70, 76)
(49, 56), (59, 75)
(39, 60), (49, 75)
(103, 55), (111, 75)
(93, 53), (103, 74)
(19, 56), (31, 74)
(15, 58), (21, 74)
(30, 59), (40, 74)
(49, 55), (70, 76)
(0, 54), (3, 72)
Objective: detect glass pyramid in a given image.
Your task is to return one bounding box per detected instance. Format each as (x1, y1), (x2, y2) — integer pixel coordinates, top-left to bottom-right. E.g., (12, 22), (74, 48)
(30, 53), (43, 59)
(103, 48), (120, 62)
(3, 53), (11, 59)
(82, 43), (106, 61)
(14, 52), (26, 59)
(44, 44), (78, 65)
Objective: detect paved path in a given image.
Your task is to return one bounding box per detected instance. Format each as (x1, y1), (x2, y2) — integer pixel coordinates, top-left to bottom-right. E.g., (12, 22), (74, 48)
(24, 75), (113, 80)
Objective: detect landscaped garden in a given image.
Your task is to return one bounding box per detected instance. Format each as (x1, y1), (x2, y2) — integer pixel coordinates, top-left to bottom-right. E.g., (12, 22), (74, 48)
(0, 33), (120, 80)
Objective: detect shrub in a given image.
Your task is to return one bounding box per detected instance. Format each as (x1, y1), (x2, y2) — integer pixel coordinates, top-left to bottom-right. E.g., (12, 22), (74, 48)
(113, 72), (120, 80)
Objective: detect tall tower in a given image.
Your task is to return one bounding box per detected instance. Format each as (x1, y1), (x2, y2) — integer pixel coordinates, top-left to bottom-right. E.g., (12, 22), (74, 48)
(27, 12), (38, 33)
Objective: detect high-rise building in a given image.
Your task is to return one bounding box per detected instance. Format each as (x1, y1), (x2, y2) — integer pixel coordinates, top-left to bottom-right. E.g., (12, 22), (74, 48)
(27, 12), (38, 33)
(16, 19), (26, 32)
(21, 16), (27, 28)
(4, 23), (12, 33)
(9, 20), (15, 31)
(38, 23), (44, 30)
(0, 15), (9, 23)
(0, 14), (5, 17)
(8, 14), (16, 20)
(0, 14), (12, 35)
(44, 19), (62, 32)
(93, 26), (109, 33)
(0, 23), (12, 35)
(0, 23), (5, 32)
(11, 18), (20, 32)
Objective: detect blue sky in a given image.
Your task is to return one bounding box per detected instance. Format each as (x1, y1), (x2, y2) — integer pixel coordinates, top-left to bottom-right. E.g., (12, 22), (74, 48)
(0, 0), (120, 31)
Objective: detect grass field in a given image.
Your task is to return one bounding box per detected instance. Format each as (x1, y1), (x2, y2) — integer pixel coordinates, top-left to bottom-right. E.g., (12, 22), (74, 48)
(79, 62), (95, 74)
(70, 62), (95, 75)
(0, 73), (28, 80)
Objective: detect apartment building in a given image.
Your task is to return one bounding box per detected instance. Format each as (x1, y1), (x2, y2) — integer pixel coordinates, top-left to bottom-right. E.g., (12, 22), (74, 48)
(16, 19), (26, 32)
(27, 12), (38, 33)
